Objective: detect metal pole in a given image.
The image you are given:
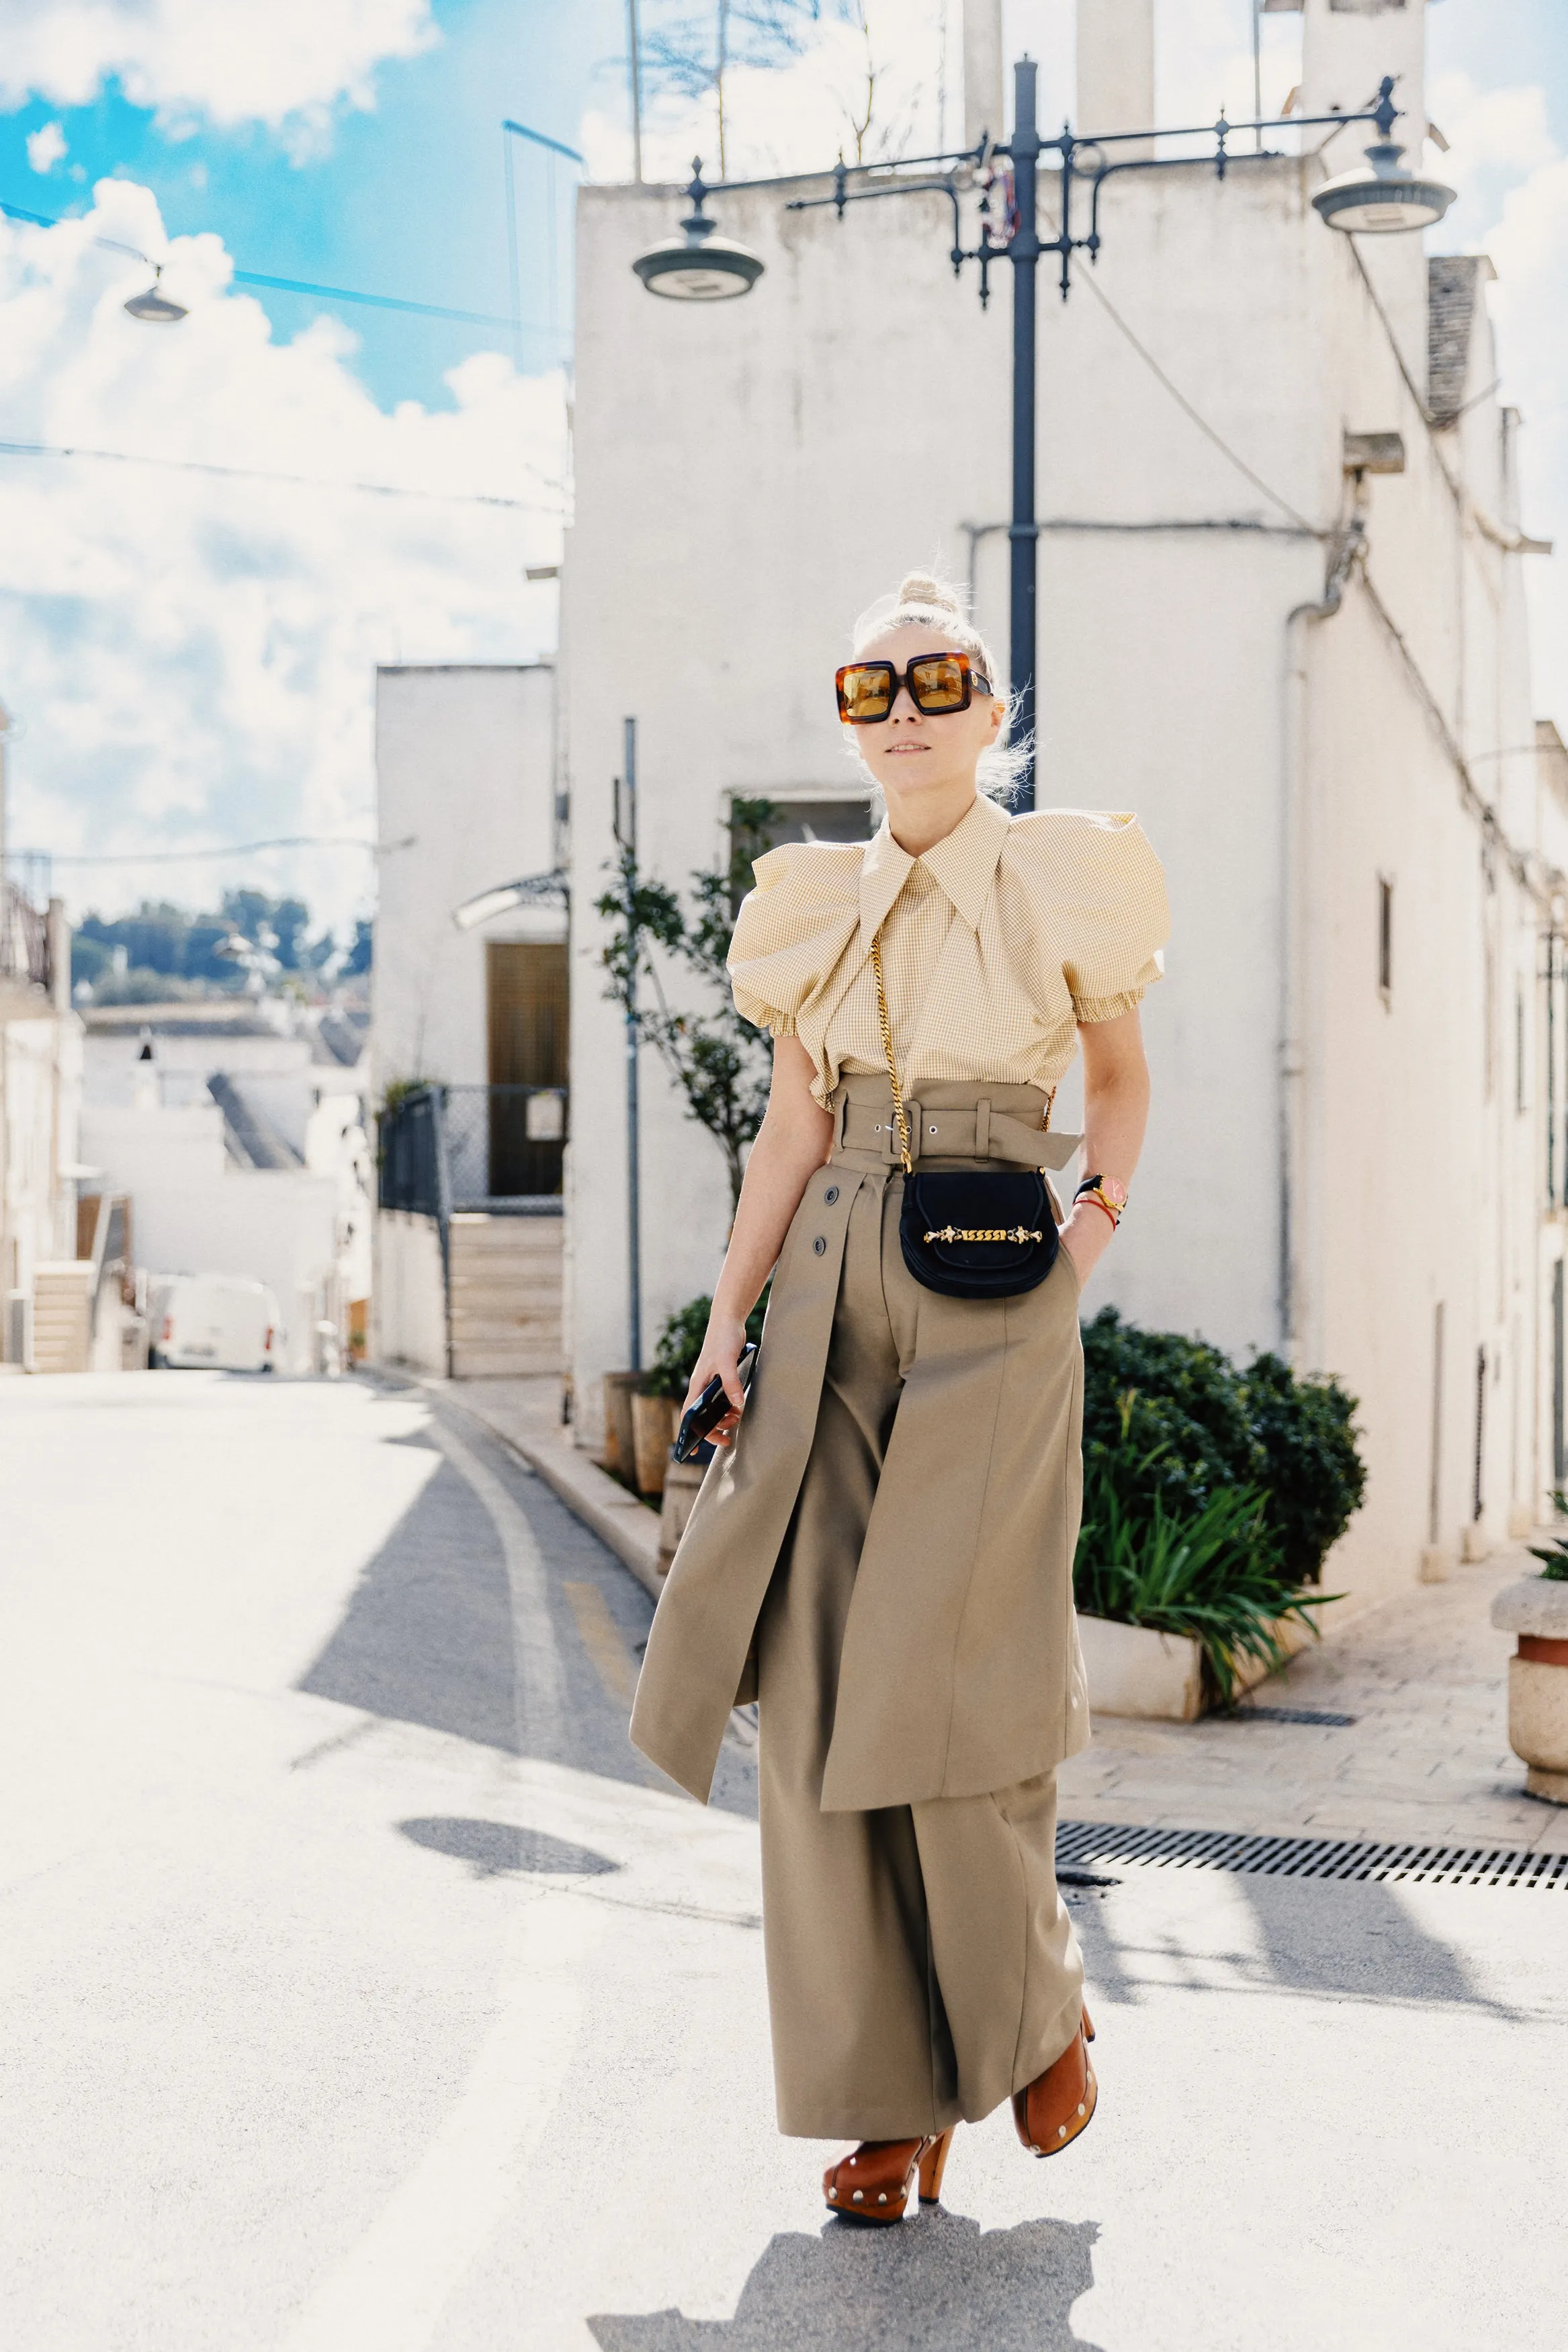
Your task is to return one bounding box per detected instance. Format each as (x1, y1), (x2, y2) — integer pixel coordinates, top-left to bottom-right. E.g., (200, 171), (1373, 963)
(623, 716), (642, 1371)
(1008, 56), (1040, 812)
(627, 0), (644, 182)
(1252, 1), (1263, 154)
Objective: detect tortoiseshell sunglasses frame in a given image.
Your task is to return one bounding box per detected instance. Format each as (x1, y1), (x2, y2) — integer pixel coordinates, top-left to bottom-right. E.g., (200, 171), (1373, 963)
(834, 650), (994, 724)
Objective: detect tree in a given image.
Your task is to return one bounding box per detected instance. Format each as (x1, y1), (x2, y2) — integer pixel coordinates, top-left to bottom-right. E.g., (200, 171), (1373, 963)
(642, 2), (851, 173)
(596, 798), (779, 1212)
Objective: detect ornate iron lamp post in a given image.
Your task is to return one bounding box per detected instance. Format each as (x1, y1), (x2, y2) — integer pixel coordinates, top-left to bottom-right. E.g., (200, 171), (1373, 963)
(633, 65), (1452, 809)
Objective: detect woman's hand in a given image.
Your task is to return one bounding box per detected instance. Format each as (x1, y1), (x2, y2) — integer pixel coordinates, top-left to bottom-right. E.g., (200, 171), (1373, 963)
(1058, 1201), (1116, 1292)
(682, 1312), (751, 1447)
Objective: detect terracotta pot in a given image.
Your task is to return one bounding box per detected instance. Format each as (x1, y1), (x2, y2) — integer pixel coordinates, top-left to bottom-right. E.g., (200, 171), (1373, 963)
(631, 1391), (678, 1498)
(658, 1454), (706, 1577)
(601, 1373), (640, 1480)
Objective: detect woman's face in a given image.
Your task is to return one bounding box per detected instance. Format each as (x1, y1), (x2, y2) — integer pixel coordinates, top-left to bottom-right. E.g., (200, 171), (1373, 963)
(845, 622), (1002, 807)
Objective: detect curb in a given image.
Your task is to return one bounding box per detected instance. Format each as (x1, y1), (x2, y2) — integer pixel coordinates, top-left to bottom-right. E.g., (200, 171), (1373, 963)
(371, 1364), (664, 1601)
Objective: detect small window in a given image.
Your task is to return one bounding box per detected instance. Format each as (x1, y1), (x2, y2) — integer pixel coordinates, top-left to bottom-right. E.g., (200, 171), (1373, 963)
(1377, 875), (1393, 1005)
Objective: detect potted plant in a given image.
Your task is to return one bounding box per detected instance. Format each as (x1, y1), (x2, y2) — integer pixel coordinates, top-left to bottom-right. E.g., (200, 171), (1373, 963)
(1074, 1312), (1364, 1719)
(1491, 1510), (1568, 1803)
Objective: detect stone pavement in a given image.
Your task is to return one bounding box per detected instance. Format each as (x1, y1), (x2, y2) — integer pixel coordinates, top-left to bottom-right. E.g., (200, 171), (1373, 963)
(1057, 1552), (1568, 1853)
(429, 1372), (1565, 1855)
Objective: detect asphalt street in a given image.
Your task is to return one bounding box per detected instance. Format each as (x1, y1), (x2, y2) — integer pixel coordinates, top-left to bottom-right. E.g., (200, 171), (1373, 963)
(1, 1371), (1563, 2352)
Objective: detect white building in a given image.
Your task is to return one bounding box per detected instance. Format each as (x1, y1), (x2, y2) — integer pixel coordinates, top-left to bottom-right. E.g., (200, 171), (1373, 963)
(371, 664), (568, 1378)
(79, 999), (372, 1373)
(557, 0), (1561, 1613)
(1, 698), (85, 1372)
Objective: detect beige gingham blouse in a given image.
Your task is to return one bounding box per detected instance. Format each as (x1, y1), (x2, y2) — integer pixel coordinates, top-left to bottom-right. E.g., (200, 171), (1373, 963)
(727, 792), (1168, 1110)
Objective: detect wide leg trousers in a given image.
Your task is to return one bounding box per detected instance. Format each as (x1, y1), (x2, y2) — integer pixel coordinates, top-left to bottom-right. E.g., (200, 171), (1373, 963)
(756, 1169), (1085, 2140)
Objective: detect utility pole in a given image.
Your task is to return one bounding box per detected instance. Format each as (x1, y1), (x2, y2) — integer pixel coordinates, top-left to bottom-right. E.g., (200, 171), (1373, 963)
(627, 0), (644, 182)
(1008, 59), (1041, 811)
(617, 718), (643, 1371)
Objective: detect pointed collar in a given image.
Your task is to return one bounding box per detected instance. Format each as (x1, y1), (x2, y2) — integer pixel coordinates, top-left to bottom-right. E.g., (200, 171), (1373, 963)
(857, 792), (1010, 950)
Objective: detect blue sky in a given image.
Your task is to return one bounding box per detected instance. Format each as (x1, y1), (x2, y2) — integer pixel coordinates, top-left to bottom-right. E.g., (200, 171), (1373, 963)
(0, 0), (627, 412)
(0, 0), (1563, 931)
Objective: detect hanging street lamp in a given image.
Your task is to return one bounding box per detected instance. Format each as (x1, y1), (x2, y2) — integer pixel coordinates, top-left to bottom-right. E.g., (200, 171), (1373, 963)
(1311, 82), (1455, 235)
(123, 265), (187, 323)
(631, 169), (764, 300)
(631, 70), (1454, 810)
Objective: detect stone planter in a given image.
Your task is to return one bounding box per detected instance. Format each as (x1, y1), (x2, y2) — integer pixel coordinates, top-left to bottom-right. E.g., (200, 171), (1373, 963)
(658, 1454), (706, 1577)
(1078, 1611), (1313, 1723)
(631, 1392), (678, 1499)
(1490, 1573), (1568, 1804)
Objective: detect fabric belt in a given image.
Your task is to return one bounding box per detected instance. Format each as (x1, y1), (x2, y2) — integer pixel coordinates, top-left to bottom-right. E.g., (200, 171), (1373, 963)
(836, 1091), (1082, 1171)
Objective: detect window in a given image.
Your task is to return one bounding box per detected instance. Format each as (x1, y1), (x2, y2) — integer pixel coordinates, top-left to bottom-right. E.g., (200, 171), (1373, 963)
(1377, 874), (1393, 1005)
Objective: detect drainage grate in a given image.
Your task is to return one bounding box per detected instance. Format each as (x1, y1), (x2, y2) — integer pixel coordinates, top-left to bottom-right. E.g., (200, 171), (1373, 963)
(1217, 1704), (1359, 1727)
(1056, 1819), (1568, 1888)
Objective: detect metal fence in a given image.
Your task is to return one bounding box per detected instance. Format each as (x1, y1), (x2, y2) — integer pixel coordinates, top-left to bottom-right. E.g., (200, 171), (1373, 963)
(378, 1083), (567, 1220)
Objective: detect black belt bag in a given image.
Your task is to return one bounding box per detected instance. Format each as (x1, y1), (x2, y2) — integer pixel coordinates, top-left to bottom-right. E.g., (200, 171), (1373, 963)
(871, 930), (1063, 1302)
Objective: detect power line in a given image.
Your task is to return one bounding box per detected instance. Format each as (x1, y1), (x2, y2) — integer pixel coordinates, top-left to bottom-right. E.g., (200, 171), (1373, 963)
(0, 437), (560, 510)
(45, 836), (381, 865)
(1, 198), (567, 339)
(1072, 263), (1320, 535)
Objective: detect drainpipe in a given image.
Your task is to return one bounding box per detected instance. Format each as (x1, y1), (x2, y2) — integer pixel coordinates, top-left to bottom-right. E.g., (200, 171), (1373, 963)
(1280, 503), (1365, 1366)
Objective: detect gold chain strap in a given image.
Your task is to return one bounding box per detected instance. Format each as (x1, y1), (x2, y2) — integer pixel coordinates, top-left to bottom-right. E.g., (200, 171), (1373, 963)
(869, 927), (914, 1175)
(871, 923), (1057, 1174)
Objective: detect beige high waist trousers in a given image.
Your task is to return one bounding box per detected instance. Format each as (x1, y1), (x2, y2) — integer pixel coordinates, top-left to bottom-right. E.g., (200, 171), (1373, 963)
(756, 1087), (1086, 2138)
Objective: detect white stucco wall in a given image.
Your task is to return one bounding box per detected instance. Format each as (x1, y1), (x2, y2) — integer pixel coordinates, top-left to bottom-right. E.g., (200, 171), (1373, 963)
(560, 7), (1553, 1608)
(372, 664), (560, 1095)
(372, 1209), (446, 1374)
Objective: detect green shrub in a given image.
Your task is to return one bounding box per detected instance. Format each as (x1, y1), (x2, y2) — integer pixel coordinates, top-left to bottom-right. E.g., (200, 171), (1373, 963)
(644, 1288), (771, 1400)
(1080, 1308), (1364, 1585)
(1076, 1398), (1340, 1706)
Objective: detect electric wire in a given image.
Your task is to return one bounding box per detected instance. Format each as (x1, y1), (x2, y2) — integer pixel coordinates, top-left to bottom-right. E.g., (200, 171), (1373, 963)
(1, 197), (564, 337)
(1070, 263), (1320, 534)
(0, 437), (561, 510)
(44, 836), (383, 866)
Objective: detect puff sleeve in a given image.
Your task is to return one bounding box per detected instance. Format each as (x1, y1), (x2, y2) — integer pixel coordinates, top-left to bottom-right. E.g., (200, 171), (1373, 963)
(1010, 809), (1169, 1024)
(726, 841), (863, 1038)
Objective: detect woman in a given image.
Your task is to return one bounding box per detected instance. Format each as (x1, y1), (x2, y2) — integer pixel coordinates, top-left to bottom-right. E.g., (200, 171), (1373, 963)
(629, 571), (1167, 2220)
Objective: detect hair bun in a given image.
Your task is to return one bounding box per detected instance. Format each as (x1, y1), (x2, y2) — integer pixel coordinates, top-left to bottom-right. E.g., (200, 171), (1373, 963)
(897, 570), (959, 613)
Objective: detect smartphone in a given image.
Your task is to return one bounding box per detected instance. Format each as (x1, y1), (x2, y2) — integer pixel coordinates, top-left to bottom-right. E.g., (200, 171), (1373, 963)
(672, 1345), (758, 1463)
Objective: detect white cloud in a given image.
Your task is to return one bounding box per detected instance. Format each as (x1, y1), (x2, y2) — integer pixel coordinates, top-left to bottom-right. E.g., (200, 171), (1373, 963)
(25, 119), (66, 174)
(0, 0), (436, 135)
(0, 184), (566, 933)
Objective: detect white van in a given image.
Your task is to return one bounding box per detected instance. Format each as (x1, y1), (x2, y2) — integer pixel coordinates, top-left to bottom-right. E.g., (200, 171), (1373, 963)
(148, 1275), (280, 1374)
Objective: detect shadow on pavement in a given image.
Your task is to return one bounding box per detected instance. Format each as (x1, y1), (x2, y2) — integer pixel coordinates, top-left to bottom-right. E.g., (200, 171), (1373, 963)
(1067, 1872), (1507, 2015)
(397, 1816), (619, 1878)
(298, 1456), (521, 1753)
(587, 2210), (1102, 2351)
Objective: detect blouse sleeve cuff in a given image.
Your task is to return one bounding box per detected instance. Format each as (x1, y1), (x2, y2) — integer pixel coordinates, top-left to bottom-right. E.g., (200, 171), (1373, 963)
(1071, 984), (1147, 1025)
(731, 986), (793, 1034)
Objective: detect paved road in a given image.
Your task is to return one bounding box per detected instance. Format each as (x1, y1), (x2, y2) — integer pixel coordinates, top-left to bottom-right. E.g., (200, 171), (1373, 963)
(1, 1372), (1563, 2352)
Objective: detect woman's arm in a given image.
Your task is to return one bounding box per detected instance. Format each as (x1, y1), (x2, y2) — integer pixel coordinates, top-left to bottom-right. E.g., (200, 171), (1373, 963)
(1058, 1006), (1150, 1289)
(683, 1034), (834, 1443)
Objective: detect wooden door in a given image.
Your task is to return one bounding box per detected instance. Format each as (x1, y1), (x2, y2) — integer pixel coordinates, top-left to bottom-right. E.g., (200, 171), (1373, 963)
(486, 942), (568, 1196)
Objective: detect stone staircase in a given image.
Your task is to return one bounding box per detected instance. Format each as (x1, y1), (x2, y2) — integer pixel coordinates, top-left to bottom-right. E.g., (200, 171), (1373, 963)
(31, 1262), (94, 1374)
(447, 1212), (563, 1378)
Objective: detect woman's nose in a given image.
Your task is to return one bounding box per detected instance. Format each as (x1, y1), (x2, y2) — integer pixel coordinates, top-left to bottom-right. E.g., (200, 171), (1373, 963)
(888, 685), (920, 720)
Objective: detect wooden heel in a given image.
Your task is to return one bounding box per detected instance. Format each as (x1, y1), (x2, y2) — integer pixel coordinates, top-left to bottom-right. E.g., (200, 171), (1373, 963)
(916, 2128), (955, 2204)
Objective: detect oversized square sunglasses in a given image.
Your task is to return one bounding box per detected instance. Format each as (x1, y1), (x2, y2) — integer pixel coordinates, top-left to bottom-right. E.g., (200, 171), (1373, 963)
(835, 650), (994, 725)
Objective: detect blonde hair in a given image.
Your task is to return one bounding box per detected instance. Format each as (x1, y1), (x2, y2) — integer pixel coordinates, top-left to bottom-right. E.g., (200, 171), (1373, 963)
(848, 569), (1029, 806)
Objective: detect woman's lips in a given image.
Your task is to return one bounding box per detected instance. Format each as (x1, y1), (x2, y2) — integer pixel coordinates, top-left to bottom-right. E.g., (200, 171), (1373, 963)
(885, 743), (928, 754)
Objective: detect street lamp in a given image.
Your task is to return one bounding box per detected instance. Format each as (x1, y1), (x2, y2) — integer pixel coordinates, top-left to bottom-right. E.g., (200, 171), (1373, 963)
(631, 171), (763, 300)
(123, 266), (187, 324)
(1310, 85), (1455, 234)
(631, 69), (1452, 809)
